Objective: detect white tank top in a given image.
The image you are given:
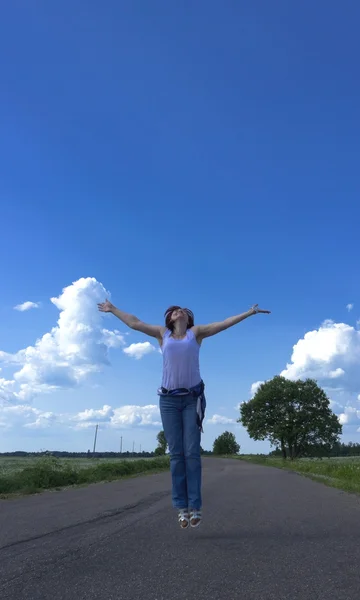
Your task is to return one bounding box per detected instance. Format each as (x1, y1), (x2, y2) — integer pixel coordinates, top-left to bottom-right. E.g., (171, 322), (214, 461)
(161, 328), (201, 390)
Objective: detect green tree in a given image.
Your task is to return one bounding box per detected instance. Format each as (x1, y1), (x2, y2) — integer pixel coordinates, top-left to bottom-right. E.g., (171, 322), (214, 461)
(213, 431), (240, 455)
(154, 446), (166, 456)
(239, 376), (342, 459)
(156, 430), (168, 454)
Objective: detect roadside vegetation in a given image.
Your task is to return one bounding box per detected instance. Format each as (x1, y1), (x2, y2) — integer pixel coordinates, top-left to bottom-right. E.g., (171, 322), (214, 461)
(237, 455), (360, 495)
(0, 455), (170, 497)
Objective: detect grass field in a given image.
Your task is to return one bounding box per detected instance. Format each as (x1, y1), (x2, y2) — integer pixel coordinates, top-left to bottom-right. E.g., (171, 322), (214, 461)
(0, 455), (170, 498)
(0, 456), (149, 474)
(238, 455), (360, 495)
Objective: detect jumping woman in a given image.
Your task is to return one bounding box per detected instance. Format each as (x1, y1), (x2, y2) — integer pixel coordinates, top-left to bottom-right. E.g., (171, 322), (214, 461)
(97, 300), (270, 529)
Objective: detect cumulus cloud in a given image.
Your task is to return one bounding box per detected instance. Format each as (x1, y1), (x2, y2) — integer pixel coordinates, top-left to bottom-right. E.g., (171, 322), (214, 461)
(111, 404), (161, 427)
(101, 329), (126, 348)
(280, 320), (360, 390)
(207, 414), (236, 425)
(74, 404), (114, 424)
(0, 277), (163, 438)
(123, 342), (156, 360)
(0, 378), (18, 404)
(14, 301), (41, 312)
(329, 368), (345, 379)
(346, 303), (354, 312)
(338, 406), (360, 426)
(0, 402), (161, 431)
(0, 404), (58, 430)
(0, 277), (132, 402)
(24, 412), (58, 430)
(250, 381), (264, 397)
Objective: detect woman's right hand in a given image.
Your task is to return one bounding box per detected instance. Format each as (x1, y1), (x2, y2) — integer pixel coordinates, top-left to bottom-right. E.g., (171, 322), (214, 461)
(98, 299), (114, 313)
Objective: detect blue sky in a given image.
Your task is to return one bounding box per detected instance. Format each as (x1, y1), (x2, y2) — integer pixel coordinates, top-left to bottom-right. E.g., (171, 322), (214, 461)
(1, 1), (359, 453)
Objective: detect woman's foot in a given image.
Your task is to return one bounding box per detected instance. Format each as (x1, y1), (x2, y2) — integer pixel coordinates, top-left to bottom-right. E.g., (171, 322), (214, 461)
(189, 509), (202, 528)
(178, 509), (190, 529)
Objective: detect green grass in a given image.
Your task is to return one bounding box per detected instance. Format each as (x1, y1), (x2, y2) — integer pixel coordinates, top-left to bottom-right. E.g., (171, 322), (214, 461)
(0, 455), (170, 498)
(0, 456), (150, 474)
(237, 455), (360, 494)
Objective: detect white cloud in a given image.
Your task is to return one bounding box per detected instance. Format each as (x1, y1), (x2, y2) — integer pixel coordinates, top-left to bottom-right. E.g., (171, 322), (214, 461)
(346, 303), (354, 312)
(250, 381), (264, 397)
(110, 405), (161, 427)
(338, 407), (360, 426)
(101, 329), (126, 348)
(280, 320), (360, 390)
(0, 404), (57, 430)
(0, 378), (18, 404)
(0, 277), (131, 402)
(123, 342), (156, 360)
(0, 401), (161, 431)
(24, 412), (57, 430)
(14, 301), (40, 312)
(329, 368), (345, 379)
(74, 404), (114, 424)
(206, 414), (236, 425)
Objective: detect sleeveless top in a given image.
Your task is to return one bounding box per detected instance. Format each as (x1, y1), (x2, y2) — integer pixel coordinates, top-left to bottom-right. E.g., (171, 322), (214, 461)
(161, 328), (202, 390)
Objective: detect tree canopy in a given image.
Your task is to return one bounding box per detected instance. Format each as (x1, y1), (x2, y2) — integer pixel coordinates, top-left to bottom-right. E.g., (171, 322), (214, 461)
(156, 430), (168, 455)
(213, 431), (240, 455)
(239, 376), (342, 459)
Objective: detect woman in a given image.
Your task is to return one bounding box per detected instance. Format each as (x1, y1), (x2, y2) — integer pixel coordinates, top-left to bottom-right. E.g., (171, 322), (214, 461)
(98, 300), (270, 529)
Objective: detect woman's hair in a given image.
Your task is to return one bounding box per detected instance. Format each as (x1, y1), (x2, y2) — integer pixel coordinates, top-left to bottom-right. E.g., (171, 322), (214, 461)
(164, 306), (194, 331)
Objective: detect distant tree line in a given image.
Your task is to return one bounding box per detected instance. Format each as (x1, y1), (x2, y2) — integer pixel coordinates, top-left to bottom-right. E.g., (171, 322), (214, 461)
(0, 447), (214, 458)
(270, 441), (360, 458)
(154, 430), (214, 456)
(3, 441), (360, 460)
(0, 450), (158, 459)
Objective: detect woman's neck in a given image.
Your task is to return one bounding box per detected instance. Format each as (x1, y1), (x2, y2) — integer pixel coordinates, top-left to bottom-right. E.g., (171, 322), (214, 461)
(172, 321), (187, 337)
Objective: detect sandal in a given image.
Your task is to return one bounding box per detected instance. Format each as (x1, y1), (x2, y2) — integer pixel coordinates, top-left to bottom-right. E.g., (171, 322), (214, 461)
(178, 509), (190, 529)
(189, 510), (202, 528)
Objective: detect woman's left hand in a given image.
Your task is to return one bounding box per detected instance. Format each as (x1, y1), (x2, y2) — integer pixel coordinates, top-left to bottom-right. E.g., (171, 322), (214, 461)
(251, 304), (271, 314)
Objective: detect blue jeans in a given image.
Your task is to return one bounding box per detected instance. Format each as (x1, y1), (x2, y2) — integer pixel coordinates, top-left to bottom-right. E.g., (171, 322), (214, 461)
(159, 394), (202, 510)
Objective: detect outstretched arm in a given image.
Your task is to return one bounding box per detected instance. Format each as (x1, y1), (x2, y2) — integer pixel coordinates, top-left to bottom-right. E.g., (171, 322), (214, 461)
(98, 300), (165, 341)
(194, 305), (270, 342)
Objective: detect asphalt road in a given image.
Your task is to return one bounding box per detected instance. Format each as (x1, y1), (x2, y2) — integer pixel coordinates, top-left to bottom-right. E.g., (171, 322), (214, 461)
(1, 458), (360, 600)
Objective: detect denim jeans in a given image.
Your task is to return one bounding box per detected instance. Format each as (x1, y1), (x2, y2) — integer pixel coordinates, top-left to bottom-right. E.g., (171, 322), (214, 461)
(160, 394), (202, 510)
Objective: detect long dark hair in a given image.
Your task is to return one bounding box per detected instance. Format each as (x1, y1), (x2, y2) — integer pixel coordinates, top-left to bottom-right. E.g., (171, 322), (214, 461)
(164, 306), (194, 332)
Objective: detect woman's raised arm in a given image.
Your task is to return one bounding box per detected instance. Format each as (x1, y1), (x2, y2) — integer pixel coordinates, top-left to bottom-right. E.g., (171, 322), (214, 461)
(98, 300), (165, 340)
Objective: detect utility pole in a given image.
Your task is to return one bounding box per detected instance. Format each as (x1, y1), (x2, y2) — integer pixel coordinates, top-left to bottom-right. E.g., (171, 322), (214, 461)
(93, 424), (98, 457)
(132, 441), (135, 457)
(120, 436), (123, 455)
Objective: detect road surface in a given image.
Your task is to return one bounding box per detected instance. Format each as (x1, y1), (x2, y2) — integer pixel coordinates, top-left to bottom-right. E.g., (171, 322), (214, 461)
(1, 458), (360, 600)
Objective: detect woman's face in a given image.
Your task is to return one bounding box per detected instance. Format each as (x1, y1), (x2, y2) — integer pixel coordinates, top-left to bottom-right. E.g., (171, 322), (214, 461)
(171, 308), (189, 325)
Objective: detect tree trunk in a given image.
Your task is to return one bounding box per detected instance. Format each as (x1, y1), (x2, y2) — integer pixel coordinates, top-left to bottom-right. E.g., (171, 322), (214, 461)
(280, 437), (287, 459)
(289, 444), (294, 460)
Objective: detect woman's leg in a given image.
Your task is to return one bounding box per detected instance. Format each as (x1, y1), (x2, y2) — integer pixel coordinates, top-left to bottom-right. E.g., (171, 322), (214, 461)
(159, 396), (188, 509)
(182, 396), (202, 511)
